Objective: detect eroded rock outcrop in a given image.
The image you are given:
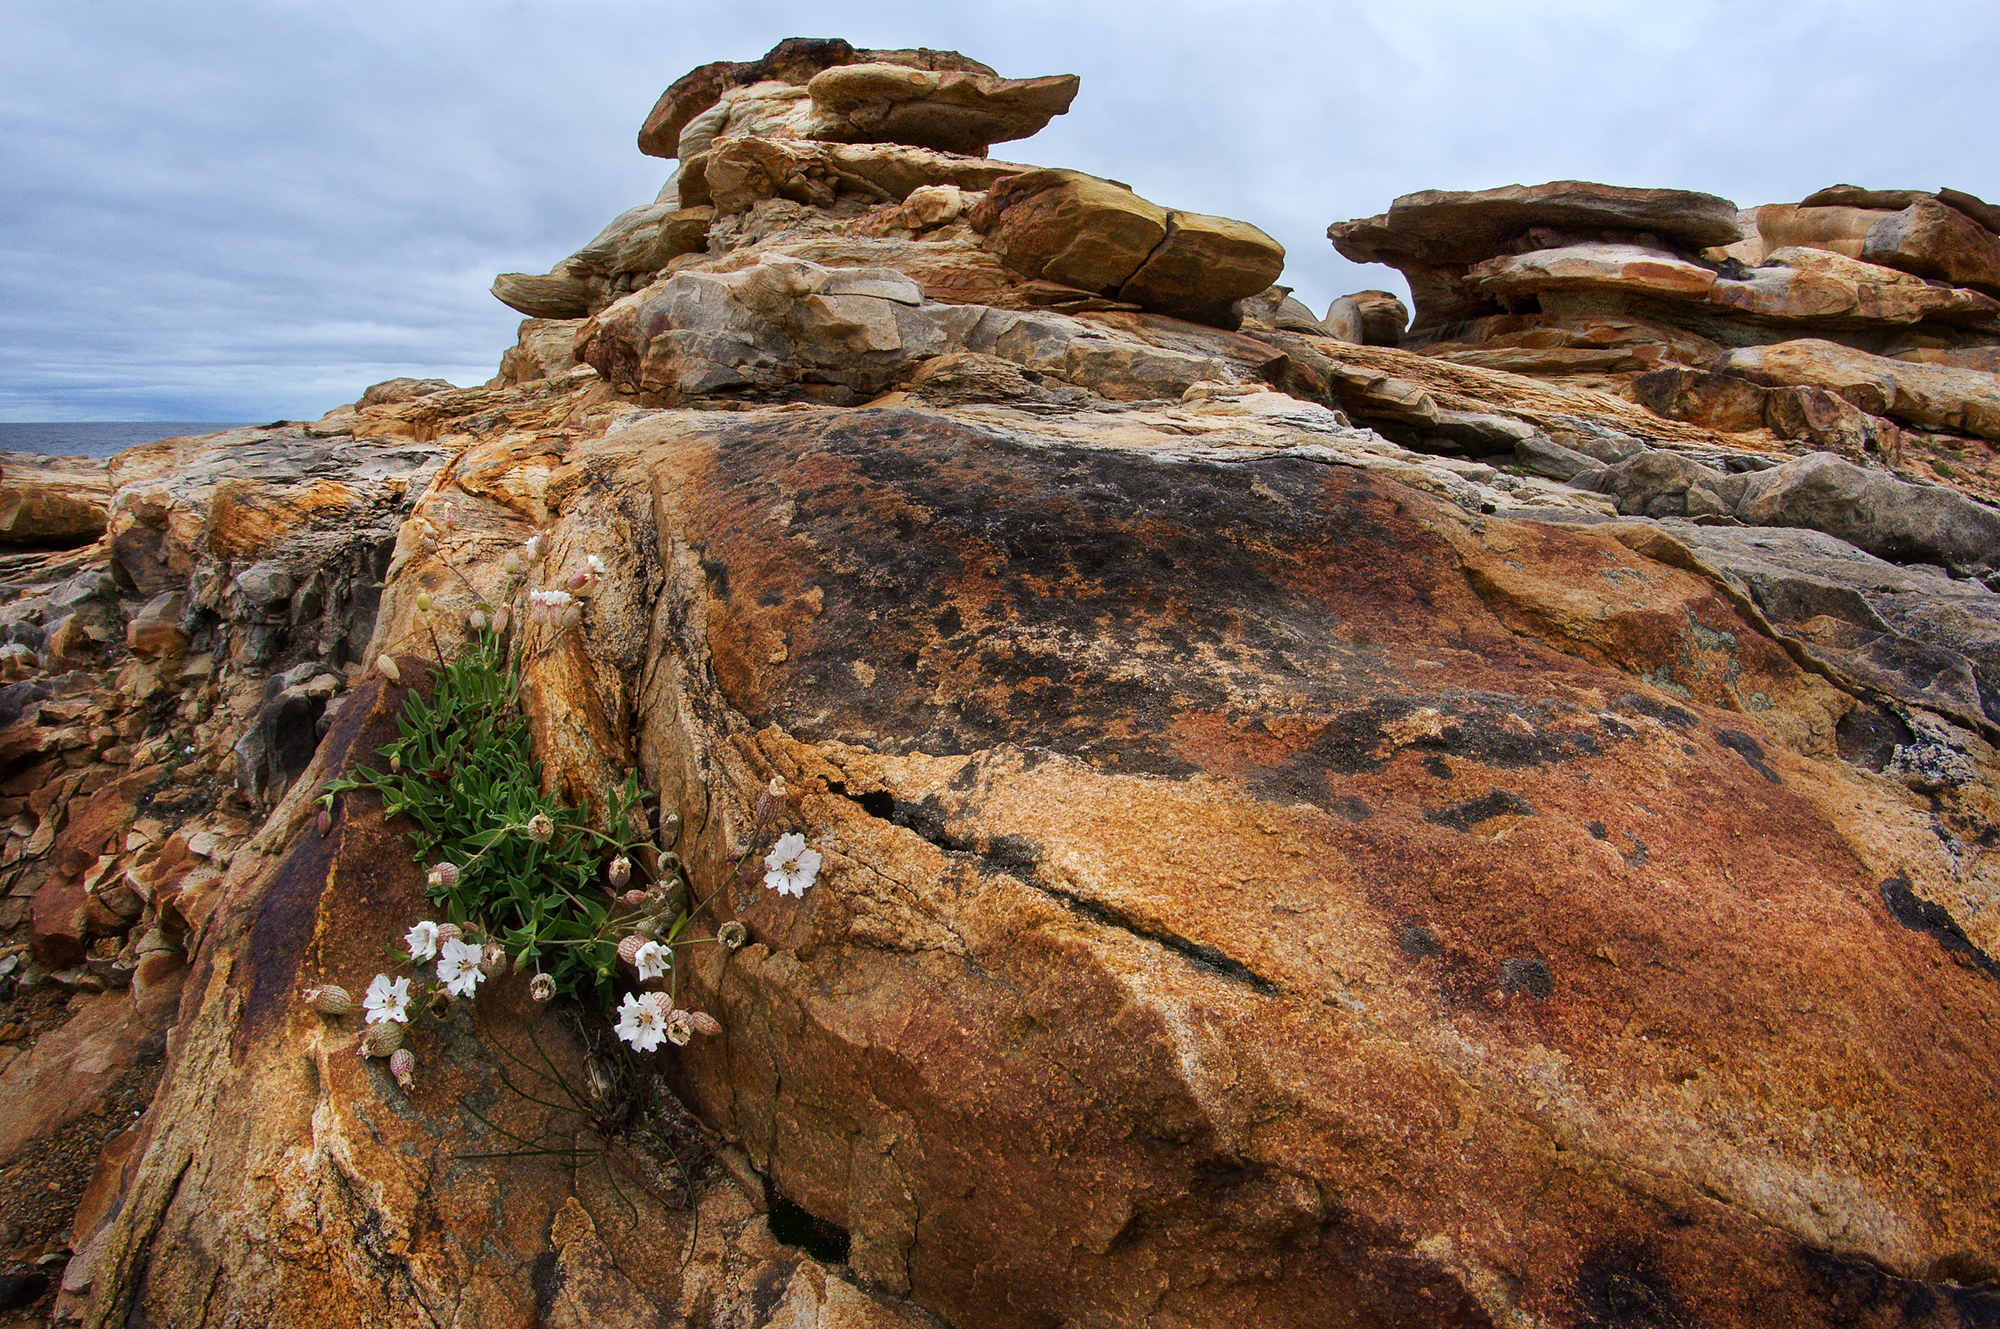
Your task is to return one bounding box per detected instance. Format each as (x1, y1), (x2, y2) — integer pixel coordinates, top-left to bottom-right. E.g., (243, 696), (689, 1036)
(0, 35), (1995, 1329)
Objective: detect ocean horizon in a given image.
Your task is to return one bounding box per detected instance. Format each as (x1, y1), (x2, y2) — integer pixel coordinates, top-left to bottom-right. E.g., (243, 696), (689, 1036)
(0, 421), (259, 461)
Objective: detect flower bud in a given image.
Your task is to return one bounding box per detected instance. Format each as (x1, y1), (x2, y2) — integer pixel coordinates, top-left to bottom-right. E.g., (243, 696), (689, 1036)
(389, 1047), (416, 1090)
(755, 776), (787, 822)
(560, 601), (583, 629)
(303, 983), (353, 1015)
(529, 973), (556, 1002)
(436, 923), (463, 946)
(492, 607), (510, 636)
(376, 654), (401, 683)
(687, 1010), (722, 1037)
(621, 888), (649, 908)
(565, 569), (594, 593)
(316, 808), (333, 838)
(502, 551), (521, 575)
(718, 920), (749, 951)
(608, 855), (631, 889)
(358, 1022), (405, 1058)
(414, 591), (433, 614)
(617, 933), (647, 966)
(479, 942), (508, 978)
(526, 813), (555, 843)
(427, 862), (461, 891)
(468, 608), (487, 633)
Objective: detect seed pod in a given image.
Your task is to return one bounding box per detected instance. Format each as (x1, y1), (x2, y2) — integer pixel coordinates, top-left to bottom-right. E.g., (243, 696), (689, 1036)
(617, 933), (647, 966)
(492, 607), (511, 635)
(527, 813), (555, 843)
(376, 654), (401, 684)
(718, 920), (749, 951)
(607, 855), (631, 889)
(358, 1022), (405, 1058)
(502, 551), (521, 575)
(467, 608), (488, 633)
(560, 601), (583, 629)
(529, 973), (556, 1002)
(660, 811), (682, 841)
(427, 862), (461, 891)
(564, 569), (593, 593)
(687, 1010), (722, 1037)
(303, 983), (353, 1016)
(621, 888), (649, 909)
(665, 1008), (695, 1047)
(316, 808), (333, 838)
(389, 1047), (416, 1090)
(435, 923), (463, 946)
(479, 942), (508, 978)
(414, 591), (433, 614)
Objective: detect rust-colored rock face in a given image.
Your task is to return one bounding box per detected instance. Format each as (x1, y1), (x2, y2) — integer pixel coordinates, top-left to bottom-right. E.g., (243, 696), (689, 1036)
(631, 407), (2000, 1329)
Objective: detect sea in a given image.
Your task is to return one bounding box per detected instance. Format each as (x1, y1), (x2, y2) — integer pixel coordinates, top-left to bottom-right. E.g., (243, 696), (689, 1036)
(0, 422), (258, 461)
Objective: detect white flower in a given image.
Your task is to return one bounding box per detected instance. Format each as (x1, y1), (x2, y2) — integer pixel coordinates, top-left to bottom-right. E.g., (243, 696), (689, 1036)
(633, 941), (670, 982)
(436, 937), (485, 998)
(615, 991), (668, 1052)
(528, 588), (574, 623)
(763, 833), (822, 897)
(522, 533), (546, 561)
(586, 553), (605, 574)
(363, 973), (411, 1025)
(405, 920), (441, 961)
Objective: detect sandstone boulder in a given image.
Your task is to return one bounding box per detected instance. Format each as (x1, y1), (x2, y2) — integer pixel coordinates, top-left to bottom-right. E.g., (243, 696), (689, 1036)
(1330, 180), (1744, 268)
(1468, 241), (1721, 301)
(1860, 196), (2000, 295)
(1736, 450), (2000, 571)
(637, 39), (1002, 159)
(0, 451), (110, 548)
(1321, 289), (1408, 345)
(803, 62), (1079, 155)
(1722, 338), (2000, 441)
(971, 169), (1285, 328)
(491, 267), (596, 320)
(1707, 245), (2000, 326)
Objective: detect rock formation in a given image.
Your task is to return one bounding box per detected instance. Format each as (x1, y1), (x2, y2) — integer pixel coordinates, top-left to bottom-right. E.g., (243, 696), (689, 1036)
(0, 36), (1995, 1329)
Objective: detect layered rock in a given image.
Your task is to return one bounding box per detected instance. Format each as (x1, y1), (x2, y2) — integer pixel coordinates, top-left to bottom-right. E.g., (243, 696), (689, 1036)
(0, 37), (1997, 1329)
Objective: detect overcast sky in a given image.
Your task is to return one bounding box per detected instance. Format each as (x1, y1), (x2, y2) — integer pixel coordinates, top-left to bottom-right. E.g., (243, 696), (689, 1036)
(4, 0), (1995, 422)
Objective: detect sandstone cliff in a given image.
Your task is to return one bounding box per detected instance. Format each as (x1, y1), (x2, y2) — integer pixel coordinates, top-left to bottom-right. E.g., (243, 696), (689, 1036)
(0, 37), (1994, 1329)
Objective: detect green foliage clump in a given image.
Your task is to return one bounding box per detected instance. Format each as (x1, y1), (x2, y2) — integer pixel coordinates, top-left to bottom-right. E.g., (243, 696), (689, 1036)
(328, 628), (663, 1004)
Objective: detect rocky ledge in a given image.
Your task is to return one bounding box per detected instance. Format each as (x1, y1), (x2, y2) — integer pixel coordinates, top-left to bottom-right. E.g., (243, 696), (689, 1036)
(0, 36), (1995, 1329)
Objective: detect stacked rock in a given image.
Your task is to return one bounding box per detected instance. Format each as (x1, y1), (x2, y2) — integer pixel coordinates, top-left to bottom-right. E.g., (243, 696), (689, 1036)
(490, 38), (1287, 405)
(1329, 179), (2000, 464)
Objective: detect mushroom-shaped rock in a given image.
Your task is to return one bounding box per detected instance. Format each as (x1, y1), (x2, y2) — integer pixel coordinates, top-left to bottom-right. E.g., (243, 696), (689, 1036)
(803, 62), (1079, 155)
(491, 269), (595, 320)
(1330, 180), (1745, 268)
(973, 169), (1285, 328)
(636, 38), (1002, 158)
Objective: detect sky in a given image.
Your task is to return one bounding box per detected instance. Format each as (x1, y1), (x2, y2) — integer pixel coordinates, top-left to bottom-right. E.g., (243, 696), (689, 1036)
(3, 0), (1996, 422)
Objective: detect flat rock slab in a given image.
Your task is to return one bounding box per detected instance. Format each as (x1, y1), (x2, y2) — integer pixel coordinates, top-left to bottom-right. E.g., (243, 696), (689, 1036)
(1331, 180), (1744, 267)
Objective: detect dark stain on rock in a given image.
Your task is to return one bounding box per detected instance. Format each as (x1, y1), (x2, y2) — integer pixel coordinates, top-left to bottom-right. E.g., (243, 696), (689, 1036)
(1575, 1248), (1690, 1328)
(1424, 788), (1535, 832)
(1587, 821), (1609, 840)
(1399, 925), (1442, 959)
(1797, 1242), (2000, 1328)
(1501, 956), (1554, 1001)
(1330, 795), (1372, 822)
(1837, 702), (1915, 773)
(1881, 874), (2000, 983)
(529, 1250), (563, 1325)
(682, 411), (1661, 803)
(1423, 755), (1453, 780)
(1615, 693), (1697, 730)
(1714, 728), (1780, 784)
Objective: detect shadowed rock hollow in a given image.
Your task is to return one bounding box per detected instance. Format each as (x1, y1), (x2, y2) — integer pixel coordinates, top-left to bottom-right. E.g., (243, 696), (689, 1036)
(0, 35), (1994, 1329)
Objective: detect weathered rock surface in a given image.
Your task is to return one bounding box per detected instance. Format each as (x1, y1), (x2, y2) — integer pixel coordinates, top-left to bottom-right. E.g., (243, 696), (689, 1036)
(0, 452), (111, 548)
(0, 37), (1997, 1329)
(802, 61), (1079, 155)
